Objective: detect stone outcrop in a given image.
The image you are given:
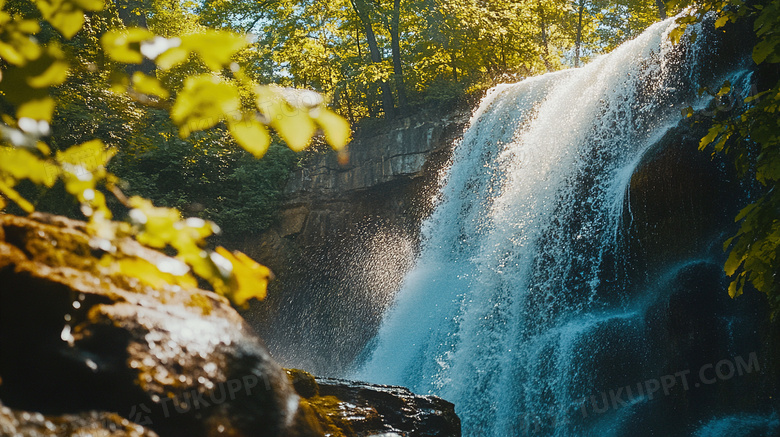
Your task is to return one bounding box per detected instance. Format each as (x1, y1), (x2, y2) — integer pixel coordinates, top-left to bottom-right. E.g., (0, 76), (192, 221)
(0, 213), (462, 436)
(238, 109), (471, 375)
(286, 369), (461, 437)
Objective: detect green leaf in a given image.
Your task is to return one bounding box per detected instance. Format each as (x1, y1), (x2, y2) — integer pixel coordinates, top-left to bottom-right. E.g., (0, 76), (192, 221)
(752, 39), (777, 64)
(228, 119), (270, 158)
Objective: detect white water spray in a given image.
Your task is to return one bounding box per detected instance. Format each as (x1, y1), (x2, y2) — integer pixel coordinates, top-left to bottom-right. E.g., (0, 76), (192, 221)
(353, 17), (742, 436)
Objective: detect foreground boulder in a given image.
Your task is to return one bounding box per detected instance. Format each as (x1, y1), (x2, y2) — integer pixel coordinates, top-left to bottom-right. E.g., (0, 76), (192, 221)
(0, 213), (319, 437)
(0, 213), (461, 437)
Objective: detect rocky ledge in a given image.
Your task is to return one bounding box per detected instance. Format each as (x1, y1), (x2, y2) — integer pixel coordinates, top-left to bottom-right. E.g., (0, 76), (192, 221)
(0, 213), (460, 437)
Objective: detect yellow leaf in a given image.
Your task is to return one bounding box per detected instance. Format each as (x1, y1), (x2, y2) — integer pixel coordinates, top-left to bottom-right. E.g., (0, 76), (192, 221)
(155, 46), (189, 70)
(728, 280), (743, 298)
(132, 72), (169, 99)
(214, 247), (272, 306)
(26, 59), (68, 88)
(36, 0), (103, 39)
(101, 28), (153, 64)
(274, 110), (316, 151)
(17, 97), (55, 122)
(0, 195), (5, 210)
(127, 196), (182, 248)
(714, 15), (729, 28)
(0, 146), (58, 186)
(228, 119), (270, 157)
(56, 139), (115, 172)
(0, 18), (42, 65)
(181, 31), (248, 71)
(117, 257), (196, 290)
(171, 75), (240, 137)
(724, 250), (744, 276)
(314, 108), (351, 150)
(0, 180), (34, 213)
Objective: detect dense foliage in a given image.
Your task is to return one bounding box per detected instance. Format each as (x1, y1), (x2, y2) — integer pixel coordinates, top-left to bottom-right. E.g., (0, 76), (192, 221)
(199, 0), (665, 120)
(0, 0), (350, 305)
(673, 0), (780, 313)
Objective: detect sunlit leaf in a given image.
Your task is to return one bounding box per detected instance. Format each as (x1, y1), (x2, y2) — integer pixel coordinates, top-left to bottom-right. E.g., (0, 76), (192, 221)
(0, 146), (57, 186)
(314, 108), (351, 150)
(274, 109), (316, 152)
(17, 97), (55, 122)
(101, 28), (154, 64)
(181, 31), (248, 71)
(171, 75), (240, 137)
(128, 196), (182, 248)
(117, 257), (197, 290)
(214, 247), (272, 306)
(132, 72), (169, 99)
(228, 119), (270, 158)
(155, 46), (190, 70)
(699, 124), (723, 150)
(724, 250), (744, 276)
(0, 180), (34, 213)
(36, 0), (104, 39)
(717, 81), (731, 97)
(56, 139), (115, 172)
(26, 58), (68, 88)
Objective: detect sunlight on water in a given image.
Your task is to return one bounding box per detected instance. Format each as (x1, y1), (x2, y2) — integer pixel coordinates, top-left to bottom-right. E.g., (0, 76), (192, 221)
(352, 15), (751, 437)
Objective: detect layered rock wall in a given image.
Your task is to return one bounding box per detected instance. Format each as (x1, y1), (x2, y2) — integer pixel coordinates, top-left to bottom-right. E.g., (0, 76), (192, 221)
(238, 110), (470, 376)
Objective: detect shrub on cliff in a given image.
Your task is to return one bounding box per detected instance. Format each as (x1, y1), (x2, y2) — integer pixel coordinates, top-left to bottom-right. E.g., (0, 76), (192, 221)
(670, 0), (780, 313)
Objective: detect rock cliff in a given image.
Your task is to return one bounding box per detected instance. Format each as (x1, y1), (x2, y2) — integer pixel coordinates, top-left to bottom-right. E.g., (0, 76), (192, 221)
(238, 109), (471, 375)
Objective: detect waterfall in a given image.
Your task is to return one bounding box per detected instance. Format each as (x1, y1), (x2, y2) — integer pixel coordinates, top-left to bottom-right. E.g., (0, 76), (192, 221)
(352, 16), (758, 437)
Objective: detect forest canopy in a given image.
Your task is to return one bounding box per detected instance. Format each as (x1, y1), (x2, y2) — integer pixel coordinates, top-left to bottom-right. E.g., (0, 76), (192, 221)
(0, 0), (777, 310)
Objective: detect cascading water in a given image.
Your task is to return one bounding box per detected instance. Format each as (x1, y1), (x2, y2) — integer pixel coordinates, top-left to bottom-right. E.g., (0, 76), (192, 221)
(351, 16), (774, 437)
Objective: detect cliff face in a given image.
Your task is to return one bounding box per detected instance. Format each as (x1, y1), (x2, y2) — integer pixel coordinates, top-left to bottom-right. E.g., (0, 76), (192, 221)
(238, 110), (471, 376)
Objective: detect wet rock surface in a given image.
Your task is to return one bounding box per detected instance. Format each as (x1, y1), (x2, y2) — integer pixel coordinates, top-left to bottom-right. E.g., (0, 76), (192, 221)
(0, 213), (462, 437)
(0, 213), (319, 437)
(286, 369), (461, 437)
(1, 400), (158, 437)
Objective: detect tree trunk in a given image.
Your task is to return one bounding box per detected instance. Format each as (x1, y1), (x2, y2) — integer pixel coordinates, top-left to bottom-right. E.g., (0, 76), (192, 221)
(575, 0), (584, 67)
(538, 4), (552, 71)
(655, 0), (667, 19)
(390, 0), (407, 115)
(115, 0), (155, 75)
(351, 0), (395, 119)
